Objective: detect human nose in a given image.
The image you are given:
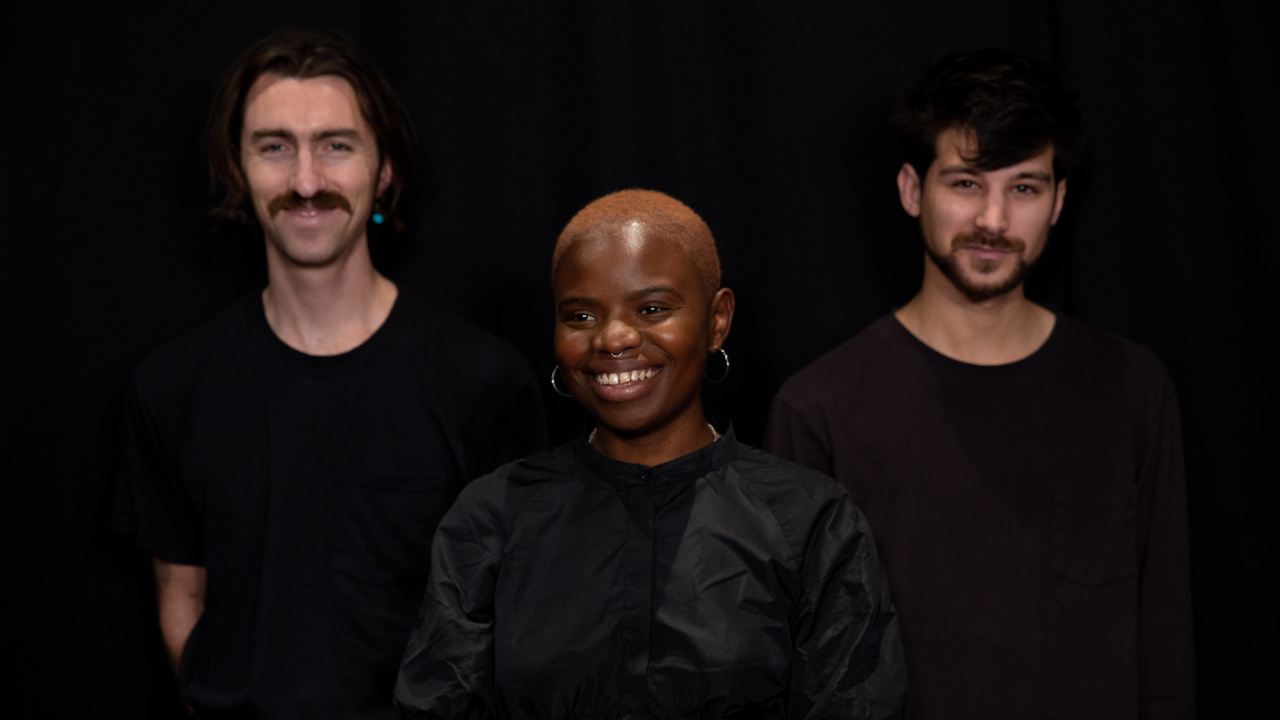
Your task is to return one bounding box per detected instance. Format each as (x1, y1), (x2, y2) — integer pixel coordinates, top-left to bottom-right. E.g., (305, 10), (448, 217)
(290, 147), (325, 198)
(974, 191), (1010, 235)
(594, 316), (641, 356)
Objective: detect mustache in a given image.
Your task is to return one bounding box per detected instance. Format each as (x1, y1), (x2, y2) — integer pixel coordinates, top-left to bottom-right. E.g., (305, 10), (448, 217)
(950, 233), (1026, 253)
(267, 191), (352, 216)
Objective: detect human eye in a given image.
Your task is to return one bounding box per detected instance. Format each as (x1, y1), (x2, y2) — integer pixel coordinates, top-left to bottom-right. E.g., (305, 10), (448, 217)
(1013, 183), (1036, 194)
(638, 302), (677, 320)
(562, 310), (595, 323)
(328, 140), (352, 152)
(952, 178), (979, 190)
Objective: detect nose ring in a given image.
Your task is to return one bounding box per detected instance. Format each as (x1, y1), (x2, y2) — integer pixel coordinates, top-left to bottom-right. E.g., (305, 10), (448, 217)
(609, 351), (624, 358)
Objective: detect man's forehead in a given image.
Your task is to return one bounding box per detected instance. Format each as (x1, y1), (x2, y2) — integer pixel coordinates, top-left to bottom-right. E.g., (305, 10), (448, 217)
(932, 126), (1055, 177)
(241, 73), (366, 130)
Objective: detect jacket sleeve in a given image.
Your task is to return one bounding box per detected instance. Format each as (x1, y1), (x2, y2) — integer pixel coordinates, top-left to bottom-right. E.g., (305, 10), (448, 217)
(763, 393), (835, 478)
(787, 492), (908, 720)
(395, 482), (505, 720)
(1135, 377), (1195, 719)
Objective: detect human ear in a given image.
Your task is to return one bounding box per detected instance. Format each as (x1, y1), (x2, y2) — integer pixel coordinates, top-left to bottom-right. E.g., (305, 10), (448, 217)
(708, 287), (736, 352)
(377, 159), (393, 196)
(1050, 177), (1067, 225)
(897, 163), (922, 218)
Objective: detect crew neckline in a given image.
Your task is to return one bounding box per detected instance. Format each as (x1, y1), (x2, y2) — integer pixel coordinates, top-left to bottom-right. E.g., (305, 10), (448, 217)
(246, 288), (404, 377)
(881, 312), (1071, 384)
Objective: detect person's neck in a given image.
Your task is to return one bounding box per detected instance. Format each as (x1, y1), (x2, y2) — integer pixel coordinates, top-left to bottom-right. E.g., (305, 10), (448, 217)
(591, 406), (717, 467)
(262, 244), (397, 356)
(895, 268), (1055, 366)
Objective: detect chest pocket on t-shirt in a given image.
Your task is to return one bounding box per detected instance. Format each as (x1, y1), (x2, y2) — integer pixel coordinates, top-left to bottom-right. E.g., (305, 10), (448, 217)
(1051, 485), (1137, 586)
(331, 467), (455, 589)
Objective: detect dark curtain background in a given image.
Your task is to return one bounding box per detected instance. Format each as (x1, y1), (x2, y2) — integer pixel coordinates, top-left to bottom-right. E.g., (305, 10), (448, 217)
(4, 2), (1275, 717)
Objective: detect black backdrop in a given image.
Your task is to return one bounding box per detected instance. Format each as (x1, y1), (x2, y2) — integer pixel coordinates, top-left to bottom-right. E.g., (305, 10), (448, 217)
(5, 2), (1277, 717)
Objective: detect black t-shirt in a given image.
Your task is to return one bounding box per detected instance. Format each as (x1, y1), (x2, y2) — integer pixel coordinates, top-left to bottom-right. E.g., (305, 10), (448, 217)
(764, 315), (1194, 720)
(396, 428), (909, 719)
(112, 289), (547, 719)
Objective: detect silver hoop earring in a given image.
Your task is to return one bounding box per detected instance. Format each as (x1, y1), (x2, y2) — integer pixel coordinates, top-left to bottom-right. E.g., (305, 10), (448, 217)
(704, 347), (730, 383)
(550, 366), (574, 397)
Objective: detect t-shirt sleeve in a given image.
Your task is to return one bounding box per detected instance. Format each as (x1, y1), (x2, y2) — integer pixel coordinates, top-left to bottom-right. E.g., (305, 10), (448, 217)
(112, 374), (203, 565)
(1134, 374), (1196, 718)
(395, 480), (505, 719)
(473, 365), (547, 478)
(763, 391), (834, 478)
(787, 492), (908, 720)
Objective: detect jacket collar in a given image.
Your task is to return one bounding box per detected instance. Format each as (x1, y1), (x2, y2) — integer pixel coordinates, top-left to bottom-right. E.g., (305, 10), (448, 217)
(574, 421), (737, 486)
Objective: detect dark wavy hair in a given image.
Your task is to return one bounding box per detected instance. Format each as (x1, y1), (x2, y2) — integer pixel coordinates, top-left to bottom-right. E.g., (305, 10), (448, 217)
(892, 48), (1084, 181)
(205, 28), (417, 236)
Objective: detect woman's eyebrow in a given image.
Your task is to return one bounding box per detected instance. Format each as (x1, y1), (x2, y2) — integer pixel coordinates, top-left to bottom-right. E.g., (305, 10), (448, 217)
(557, 296), (600, 310)
(627, 285), (681, 301)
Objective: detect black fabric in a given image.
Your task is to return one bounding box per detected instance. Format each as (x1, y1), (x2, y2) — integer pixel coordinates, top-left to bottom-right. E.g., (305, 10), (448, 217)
(395, 428), (908, 719)
(764, 315), (1194, 720)
(112, 288), (548, 719)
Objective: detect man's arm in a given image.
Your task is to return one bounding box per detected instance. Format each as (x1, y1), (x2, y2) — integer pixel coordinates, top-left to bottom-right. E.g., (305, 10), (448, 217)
(1135, 380), (1196, 719)
(154, 557), (206, 676)
(473, 368), (547, 477)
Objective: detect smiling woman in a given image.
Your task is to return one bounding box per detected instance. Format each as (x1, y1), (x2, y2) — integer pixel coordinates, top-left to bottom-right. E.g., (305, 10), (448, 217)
(395, 190), (910, 719)
(550, 191), (732, 464)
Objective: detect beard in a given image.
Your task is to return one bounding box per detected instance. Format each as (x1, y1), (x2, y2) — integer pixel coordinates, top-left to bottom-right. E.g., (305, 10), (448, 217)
(925, 232), (1035, 303)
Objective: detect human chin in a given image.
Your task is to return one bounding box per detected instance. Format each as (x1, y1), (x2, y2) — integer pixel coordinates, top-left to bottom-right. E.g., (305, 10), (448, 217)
(586, 366), (682, 433)
(927, 242), (1032, 302)
(265, 224), (355, 268)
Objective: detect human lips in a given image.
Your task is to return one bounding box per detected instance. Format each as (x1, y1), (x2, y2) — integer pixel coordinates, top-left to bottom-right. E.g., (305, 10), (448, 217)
(961, 244), (1013, 261)
(284, 205), (335, 218)
(593, 367), (660, 386)
(587, 365), (663, 402)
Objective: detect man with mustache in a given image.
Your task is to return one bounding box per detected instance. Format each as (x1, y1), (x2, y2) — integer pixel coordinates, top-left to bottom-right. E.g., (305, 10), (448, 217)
(112, 29), (546, 718)
(765, 49), (1194, 719)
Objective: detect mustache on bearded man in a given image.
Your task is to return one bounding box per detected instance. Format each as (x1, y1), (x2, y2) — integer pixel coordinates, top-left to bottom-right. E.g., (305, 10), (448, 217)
(267, 190), (353, 216)
(949, 232), (1026, 253)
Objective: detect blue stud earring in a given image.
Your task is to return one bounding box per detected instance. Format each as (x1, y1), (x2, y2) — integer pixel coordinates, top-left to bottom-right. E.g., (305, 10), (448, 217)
(371, 200), (385, 225)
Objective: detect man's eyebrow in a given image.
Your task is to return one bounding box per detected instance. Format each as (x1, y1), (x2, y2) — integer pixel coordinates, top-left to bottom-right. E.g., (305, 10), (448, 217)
(628, 285), (682, 301)
(246, 128), (363, 142)
(1013, 171), (1053, 183)
(935, 165), (1054, 183)
(248, 128), (294, 142)
(315, 129), (362, 141)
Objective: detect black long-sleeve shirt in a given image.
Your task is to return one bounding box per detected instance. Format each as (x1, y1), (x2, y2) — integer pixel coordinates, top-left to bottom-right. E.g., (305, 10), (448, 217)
(765, 315), (1195, 720)
(396, 428), (908, 719)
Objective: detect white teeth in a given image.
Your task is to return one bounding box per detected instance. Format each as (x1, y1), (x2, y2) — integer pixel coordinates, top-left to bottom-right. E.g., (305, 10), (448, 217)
(594, 367), (658, 386)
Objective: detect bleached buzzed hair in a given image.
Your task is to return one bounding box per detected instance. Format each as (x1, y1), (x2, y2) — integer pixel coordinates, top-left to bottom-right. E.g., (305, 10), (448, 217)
(552, 189), (722, 300)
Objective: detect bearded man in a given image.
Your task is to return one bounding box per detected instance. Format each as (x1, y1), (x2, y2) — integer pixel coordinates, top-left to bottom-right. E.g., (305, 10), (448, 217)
(766, 49), (1194, 720)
